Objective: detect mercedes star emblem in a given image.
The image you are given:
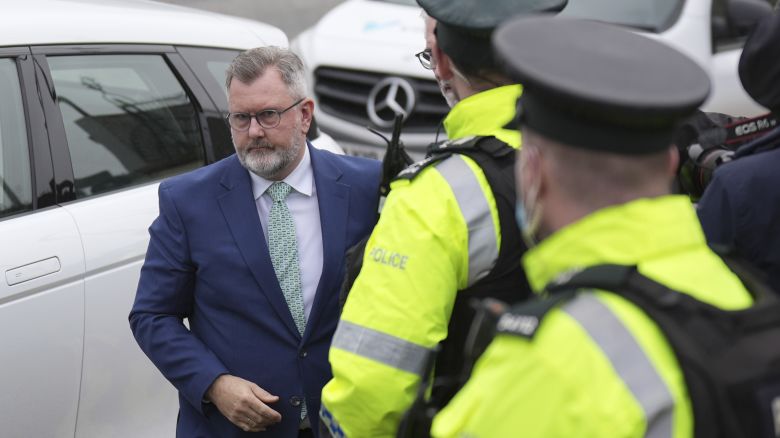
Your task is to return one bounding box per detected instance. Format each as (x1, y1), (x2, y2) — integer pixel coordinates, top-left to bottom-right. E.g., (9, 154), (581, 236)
(367, 76), (416, 129)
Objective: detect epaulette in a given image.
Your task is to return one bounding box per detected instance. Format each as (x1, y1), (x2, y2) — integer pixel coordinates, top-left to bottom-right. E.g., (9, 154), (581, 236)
(394, 155), (445, 181)
(394, 136), (482, 181)
(426, 135), (481, 155)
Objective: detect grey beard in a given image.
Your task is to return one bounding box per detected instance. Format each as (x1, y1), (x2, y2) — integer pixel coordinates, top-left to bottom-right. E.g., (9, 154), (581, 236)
(235, 137), (304, 179)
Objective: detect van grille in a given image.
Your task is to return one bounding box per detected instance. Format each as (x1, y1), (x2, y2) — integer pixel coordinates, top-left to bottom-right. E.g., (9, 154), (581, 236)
(314, 67), (448, 133)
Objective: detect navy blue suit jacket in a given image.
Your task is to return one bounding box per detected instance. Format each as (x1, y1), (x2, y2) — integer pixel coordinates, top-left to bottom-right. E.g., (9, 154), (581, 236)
(130, 144), (380, 437)
(698, 130), (780, 292)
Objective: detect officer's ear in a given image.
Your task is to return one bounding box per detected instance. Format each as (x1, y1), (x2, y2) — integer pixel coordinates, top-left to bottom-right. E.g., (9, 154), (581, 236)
(433, 45), (456, 81)
(517, 139), (543, 198)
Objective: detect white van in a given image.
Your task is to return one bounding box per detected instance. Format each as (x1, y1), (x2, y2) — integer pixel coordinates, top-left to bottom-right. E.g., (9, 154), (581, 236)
(0, 1), (337, 436)
(293, 0), (774, 159)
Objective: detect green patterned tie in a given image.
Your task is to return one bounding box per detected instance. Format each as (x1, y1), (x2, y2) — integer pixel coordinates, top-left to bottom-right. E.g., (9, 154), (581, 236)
(267, 182), (307, 419)
(268, 182), (306, 334)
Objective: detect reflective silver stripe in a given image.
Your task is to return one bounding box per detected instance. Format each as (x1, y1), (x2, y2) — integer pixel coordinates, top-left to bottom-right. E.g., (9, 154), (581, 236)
(319, 405), (346, 438)
(435, 155), (498, 286)
(563, 293), (674, 438)
(330, 320), (432, 376)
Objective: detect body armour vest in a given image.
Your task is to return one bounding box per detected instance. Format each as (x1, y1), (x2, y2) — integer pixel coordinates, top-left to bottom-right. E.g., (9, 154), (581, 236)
(403, 136), (533, 407)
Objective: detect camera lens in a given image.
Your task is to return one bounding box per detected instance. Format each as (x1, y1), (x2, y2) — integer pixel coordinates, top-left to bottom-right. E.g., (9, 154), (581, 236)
(679, 146), (735, 200)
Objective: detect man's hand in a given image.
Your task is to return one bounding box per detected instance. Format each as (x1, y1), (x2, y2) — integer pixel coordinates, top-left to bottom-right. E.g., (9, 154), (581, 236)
(206, 374), (282, 432)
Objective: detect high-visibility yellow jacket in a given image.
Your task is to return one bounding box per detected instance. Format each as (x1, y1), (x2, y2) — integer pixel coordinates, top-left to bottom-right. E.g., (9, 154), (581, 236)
(320, 85), (523, 438)
(431, 196), (753, 438)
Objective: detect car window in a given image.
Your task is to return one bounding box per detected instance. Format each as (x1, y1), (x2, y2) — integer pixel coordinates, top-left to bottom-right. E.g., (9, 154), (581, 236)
(0, 59), (33, 218)
(176, 46), (243, 160)
(48, 55), (205, 198)
(560, 0), (685, 33)
(176, 46), (240, 112)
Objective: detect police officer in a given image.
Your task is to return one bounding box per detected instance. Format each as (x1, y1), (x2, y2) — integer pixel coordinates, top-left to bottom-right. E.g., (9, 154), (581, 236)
(430, 16), (753, 437)
(698, 11), (780, 293)
(319, 0), (566, 436)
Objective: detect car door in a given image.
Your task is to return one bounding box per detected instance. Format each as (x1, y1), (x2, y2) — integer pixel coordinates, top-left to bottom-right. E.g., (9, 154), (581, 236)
(33, 45), (221, 437)
(0, 48), (86, 438)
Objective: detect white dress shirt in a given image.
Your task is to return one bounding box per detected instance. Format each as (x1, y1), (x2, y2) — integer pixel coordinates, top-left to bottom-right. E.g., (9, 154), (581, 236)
(249, 146), (323, 321)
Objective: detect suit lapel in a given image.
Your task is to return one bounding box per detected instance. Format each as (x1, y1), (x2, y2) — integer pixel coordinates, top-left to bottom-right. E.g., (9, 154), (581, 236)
(305, 145), (349, 341)
(217, 156), (300, 338)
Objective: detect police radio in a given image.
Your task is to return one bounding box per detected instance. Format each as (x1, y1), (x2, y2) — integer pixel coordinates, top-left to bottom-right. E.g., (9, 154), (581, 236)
(676, 111), (780, 200)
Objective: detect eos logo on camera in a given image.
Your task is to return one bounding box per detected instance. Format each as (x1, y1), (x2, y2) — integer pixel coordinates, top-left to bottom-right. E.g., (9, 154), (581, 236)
(734, 117), (774, 136)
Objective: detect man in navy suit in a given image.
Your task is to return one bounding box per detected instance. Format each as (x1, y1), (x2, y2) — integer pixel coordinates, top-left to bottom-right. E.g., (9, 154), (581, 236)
(130, 46), (380, 437)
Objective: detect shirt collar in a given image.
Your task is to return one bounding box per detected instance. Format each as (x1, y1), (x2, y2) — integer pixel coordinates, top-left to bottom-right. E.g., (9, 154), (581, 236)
(249, 144), (313, 200)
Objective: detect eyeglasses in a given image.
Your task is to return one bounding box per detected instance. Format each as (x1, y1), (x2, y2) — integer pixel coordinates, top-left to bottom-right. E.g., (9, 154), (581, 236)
(415, 49), (434, 70)
(226, 97), (305, 131)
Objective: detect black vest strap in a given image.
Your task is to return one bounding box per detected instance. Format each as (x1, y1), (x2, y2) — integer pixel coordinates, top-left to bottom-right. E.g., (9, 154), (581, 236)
(538, 257), (780, 438)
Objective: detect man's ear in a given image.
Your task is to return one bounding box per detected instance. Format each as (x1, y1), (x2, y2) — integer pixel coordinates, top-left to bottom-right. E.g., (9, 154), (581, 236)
(300, 98), (314, 134)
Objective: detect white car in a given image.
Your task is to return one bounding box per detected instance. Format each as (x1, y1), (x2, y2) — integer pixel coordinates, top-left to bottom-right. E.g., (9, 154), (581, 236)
(292, 0), (448, 159)
(0, 1), (337, 437)
(293, 0), (773, 159)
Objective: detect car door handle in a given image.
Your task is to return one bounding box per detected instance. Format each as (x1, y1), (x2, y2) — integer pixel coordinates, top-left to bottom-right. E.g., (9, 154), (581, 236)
(6, 257), (61, 286)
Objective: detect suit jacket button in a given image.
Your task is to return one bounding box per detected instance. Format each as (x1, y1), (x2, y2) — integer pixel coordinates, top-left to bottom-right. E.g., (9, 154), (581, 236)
(290, 396), (302, 407)
(299, 350), (308, 358)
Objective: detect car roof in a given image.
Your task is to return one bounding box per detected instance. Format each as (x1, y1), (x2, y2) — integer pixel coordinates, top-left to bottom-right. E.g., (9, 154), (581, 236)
(0, 0), (288, 50)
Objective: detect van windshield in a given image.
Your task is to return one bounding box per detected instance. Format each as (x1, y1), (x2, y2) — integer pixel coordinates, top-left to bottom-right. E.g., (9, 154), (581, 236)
(373, 0), (686, 34)
(560, 0), (685, 33)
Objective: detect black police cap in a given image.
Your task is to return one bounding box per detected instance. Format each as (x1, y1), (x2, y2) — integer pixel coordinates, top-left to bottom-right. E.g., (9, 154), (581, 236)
(493, 16), (711, 154)
(739, 12), (780, 112)
(417, 0), (567, 72)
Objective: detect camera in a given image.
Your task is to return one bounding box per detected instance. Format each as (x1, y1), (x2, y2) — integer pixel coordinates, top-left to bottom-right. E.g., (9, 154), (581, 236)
(675, 111), (779, 200)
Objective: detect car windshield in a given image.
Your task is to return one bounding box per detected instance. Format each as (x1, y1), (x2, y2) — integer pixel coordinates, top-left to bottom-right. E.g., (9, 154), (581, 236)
(560, 0), (685, 33)
(372, 0), (684, 33)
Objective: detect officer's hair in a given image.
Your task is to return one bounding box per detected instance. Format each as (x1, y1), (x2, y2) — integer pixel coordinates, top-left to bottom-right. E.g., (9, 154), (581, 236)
(226, 46), (308, 99)
(524, 130), (674, 209)
(451, 59), (513, 91)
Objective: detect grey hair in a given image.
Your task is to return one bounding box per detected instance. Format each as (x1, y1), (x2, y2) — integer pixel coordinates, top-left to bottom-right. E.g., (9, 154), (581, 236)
(225, 46), (307, 98)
